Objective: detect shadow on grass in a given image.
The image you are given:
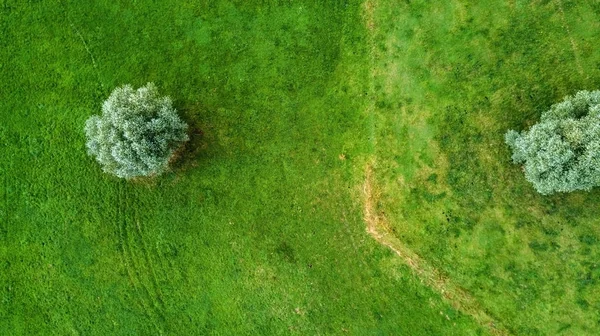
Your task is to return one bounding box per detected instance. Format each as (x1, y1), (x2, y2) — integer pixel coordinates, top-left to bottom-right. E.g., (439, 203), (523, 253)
(169, 102), (212, 174)
(130, 103), (214, 187)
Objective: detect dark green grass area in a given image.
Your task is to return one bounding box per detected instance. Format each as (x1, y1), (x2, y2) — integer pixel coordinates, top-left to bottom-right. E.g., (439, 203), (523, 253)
(372, 0), (600, 335)
(0, 1), (483, 335)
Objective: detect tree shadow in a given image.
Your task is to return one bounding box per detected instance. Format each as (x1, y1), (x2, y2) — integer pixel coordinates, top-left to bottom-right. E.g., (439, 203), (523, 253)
(168, 102), (212, 174)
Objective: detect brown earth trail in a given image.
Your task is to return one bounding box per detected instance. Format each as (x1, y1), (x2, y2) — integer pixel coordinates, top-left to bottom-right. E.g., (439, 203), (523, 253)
(361, 2), (510, 334)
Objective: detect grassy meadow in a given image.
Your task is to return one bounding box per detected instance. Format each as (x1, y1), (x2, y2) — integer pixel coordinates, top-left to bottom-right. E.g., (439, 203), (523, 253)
(1, 0), (483, 335)
(371, 0), (600, 335)
(3, 0), (600, 335)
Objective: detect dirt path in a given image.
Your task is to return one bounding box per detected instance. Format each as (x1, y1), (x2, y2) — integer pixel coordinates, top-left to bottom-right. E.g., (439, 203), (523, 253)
(360, 1), (511, 334)
(363, 162), (510, 335)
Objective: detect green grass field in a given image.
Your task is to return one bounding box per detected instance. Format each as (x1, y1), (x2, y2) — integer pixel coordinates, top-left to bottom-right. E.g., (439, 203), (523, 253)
(2, 0), (600, 335)
(371, 0), (600, 335)
(1, 1), (483, 335)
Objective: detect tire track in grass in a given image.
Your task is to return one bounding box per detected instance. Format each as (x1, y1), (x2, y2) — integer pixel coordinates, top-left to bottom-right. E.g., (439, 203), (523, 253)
(361, 1), (510, 335)
(115, 184), (155, 322)
(114, 183), (142, 312)
(69, 5), (168, 327)
(123, 216), (166, 322)
(133, 219), (167, 310)
(115, 183), (165, 334)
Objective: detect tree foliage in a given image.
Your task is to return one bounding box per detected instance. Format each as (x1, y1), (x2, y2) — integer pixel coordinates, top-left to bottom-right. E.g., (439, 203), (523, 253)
(506, 90), (600, 195)
(85, 83), (189, 179)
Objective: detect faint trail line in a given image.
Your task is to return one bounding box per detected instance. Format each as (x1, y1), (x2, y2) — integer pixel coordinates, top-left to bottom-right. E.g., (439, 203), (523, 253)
(363, 0), (379, 154)
(115, 185), (147, 313)
(362, 163), (510, 336)
(66, 15), (104, 89)
(135, 219), (167, 309)
(363, 0), (376, 32)
(116, 184), (165, 334)
(361, 0), (510, 334)
(70, 24), (98, 69)
(554, 0), (584, 76)
(123, 194), (166, 325)
(125, 219), (166, 321)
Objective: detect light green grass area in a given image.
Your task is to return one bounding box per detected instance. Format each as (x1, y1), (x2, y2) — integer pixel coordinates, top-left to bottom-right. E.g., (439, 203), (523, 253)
(0, 1), (484, 335)
(371, 0), (600, 335)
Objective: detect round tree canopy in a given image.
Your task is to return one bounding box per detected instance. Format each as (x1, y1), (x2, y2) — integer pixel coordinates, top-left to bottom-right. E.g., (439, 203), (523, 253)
(85, 83), (189, 179)
(506, 90), (600, 195)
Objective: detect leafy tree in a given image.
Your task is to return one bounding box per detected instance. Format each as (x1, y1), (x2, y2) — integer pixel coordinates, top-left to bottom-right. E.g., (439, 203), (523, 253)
(506, 90), (600, 195)
(85, 83), (189, 179)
